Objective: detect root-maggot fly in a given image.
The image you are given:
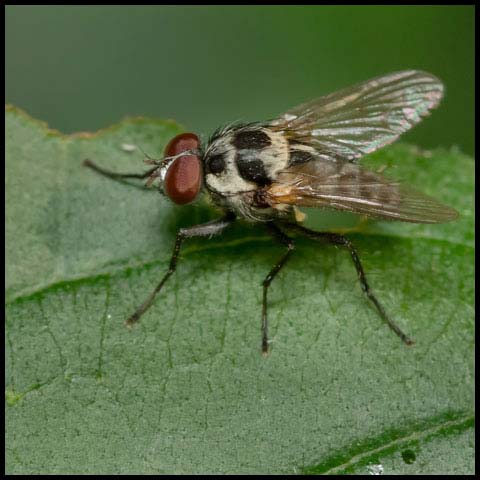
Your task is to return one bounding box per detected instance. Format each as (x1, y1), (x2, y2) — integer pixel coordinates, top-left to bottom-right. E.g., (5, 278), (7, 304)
(84, 70), (458, 355)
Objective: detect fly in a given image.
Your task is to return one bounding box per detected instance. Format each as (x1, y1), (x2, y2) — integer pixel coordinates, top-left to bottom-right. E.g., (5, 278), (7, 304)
(83, 70), (458, 355)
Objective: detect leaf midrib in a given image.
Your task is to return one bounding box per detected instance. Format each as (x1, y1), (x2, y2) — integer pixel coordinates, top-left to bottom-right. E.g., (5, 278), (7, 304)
(302, 413), (474, 475)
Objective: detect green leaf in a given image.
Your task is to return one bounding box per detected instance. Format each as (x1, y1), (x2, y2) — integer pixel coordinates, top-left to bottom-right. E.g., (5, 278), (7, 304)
(6, 106), (474, 474)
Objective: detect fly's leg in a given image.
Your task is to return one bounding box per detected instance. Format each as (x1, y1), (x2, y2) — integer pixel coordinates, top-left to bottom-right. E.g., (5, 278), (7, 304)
(83, 159), (158, 181)
(286, 223), (414, 345)
(261, 223), (295, 355)
(125, 213), (236, 327)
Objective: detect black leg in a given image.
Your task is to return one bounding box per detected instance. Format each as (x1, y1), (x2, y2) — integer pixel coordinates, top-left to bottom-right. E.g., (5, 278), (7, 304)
(125, 213), (236, 327)
(261, 223), (295, 355)
(285, 223), (414, 345)
(83, 158), (158, 180)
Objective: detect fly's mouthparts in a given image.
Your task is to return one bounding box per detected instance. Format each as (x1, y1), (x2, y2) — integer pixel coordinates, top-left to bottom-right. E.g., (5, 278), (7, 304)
(144, 168), (162, 187)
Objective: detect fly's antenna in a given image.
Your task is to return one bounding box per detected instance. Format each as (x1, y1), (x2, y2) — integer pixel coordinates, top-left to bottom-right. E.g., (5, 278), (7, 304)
(143, 148), (202, 188)
(136, 144), (162, 165)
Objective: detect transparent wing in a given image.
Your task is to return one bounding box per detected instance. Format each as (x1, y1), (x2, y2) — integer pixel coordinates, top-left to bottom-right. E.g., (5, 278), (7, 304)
(266, 161), (458, 224)
(271, 70), (444, 162)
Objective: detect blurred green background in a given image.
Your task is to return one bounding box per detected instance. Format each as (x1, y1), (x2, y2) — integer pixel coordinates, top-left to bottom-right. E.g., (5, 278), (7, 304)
(6, 5), (474, 154)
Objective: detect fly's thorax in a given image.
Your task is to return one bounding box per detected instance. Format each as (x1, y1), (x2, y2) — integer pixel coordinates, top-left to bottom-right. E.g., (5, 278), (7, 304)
(202, 125), (290, 218)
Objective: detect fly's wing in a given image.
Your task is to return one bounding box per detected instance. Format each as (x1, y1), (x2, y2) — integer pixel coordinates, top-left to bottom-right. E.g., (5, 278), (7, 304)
(266, 161), (458, 224)
(271, 70), (444, 162)
(265, 70), (457, 223)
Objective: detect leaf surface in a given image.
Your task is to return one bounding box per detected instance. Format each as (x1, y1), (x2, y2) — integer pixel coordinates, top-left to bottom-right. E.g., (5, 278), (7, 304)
(5, 106), (474, 474)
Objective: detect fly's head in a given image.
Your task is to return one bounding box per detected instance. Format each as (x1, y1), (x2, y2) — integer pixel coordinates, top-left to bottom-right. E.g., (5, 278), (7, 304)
(147, 133), (203, 205)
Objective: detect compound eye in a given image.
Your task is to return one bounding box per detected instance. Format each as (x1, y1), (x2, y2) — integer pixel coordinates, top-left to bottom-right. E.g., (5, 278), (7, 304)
(163, 132), (202, 205)
(165, 132), (200, 157)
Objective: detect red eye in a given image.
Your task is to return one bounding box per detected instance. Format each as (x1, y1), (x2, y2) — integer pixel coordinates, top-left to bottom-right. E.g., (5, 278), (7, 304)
(163, 133), (202, 205)
(164, 132), (200, 157)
